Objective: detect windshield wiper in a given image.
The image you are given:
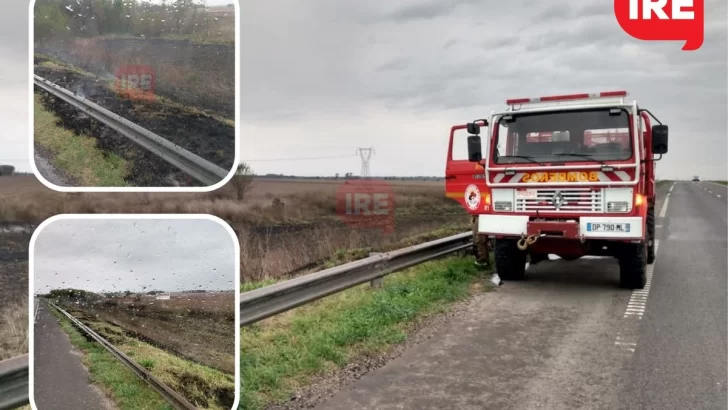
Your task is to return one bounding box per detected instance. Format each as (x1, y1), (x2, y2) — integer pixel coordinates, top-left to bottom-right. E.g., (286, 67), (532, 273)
(498, 155), (545, 165)
(553, 153), (607, 165)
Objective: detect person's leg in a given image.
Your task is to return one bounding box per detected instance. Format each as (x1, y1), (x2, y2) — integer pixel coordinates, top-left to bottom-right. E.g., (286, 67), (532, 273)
(471, 215), (481, 263)
(472, 215), (491, 267)
(475, 233), (491, 267)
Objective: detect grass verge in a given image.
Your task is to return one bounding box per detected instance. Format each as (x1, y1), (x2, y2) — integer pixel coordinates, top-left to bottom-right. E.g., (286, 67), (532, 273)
(656, 180), (674, 190)
(33, 93), (129, 186)
(241, 256), (489, 410)
(711, 180), (727, 185)
(314, 223), (470, 272)
(50, 305), (235, 410)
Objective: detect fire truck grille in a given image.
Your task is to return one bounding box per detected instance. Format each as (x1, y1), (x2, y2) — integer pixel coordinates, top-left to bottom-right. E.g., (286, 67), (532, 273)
(515, 188), (605, 213)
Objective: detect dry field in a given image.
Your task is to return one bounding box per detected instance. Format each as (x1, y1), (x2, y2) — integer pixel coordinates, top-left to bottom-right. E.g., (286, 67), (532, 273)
(0, 175), (470, 281)
(53, 290), (236, 374)
(49, 300), (235, 409)
(0, 224), (31, 361)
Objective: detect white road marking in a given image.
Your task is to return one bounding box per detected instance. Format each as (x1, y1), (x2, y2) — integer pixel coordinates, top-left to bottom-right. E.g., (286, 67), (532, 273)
(659, 191), (671, 218)
(717, 195), (722, 198)
(615, 240), (659, 355)
(656, 225), (663, 228)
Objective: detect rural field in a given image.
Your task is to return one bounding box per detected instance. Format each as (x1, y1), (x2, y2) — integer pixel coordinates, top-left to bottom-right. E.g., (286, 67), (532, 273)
(52, 290), (236, 374)
(42, 290), (236, 409)
(0, 174), (471, 282)
(33, 0), (236, 187)
(0, 227), (30, 362)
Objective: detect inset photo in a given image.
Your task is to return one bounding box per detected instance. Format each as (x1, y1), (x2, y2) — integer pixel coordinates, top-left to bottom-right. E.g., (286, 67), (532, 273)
(30, 215), (239, 410)
(30, 0), (239, 190)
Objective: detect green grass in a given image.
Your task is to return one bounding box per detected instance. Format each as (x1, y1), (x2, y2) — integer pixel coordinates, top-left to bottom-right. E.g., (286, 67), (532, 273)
(59, 307), (235, 410)
(33, 94), (129, 186)
(240, 256), (490, 410)
(656, 180), (674, 190)
(46, 305), (173, 410)
(711, 180), (727, 185)
(319, 223), (469, 270)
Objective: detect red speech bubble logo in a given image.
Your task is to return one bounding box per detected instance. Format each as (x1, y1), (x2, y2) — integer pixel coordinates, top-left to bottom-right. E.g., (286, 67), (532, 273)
(114, 64), (156, 101)
(615, 0), (704, 50)
(335, 179), (396, 235)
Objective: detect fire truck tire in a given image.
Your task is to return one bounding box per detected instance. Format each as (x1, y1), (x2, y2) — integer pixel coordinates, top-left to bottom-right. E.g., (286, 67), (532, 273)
(647, 205), (656, 264)
(618, 241), (647, 289)
(495, 239), (527, 280)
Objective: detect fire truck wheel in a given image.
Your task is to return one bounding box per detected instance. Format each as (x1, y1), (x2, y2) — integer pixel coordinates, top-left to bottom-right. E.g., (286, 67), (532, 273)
(495, 239), (527, 280)
(618, 241), (647, 289)
(647, 205), (656, 264)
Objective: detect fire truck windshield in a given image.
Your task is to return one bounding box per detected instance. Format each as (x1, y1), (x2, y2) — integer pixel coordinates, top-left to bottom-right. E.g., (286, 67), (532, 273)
(493, 108), (633, 165)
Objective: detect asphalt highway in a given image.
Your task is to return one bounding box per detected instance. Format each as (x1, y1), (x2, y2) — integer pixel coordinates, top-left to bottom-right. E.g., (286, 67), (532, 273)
(315, 181), (727, 410)
(33, 300), (116, 410)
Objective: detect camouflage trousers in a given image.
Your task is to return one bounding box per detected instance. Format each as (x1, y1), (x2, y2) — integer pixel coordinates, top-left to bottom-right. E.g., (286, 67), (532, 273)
(471, 215), (492, 266)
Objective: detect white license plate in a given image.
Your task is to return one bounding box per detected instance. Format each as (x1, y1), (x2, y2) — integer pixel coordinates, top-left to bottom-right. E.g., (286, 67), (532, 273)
(587, 222), (631, 233)
(516, 189), (538, 199)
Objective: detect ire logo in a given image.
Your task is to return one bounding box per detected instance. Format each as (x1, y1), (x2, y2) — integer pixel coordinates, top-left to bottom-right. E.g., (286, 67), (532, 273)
(114, 64), (156, 101)
(615, 0), (704, 50)
(336, 179), (395, 234)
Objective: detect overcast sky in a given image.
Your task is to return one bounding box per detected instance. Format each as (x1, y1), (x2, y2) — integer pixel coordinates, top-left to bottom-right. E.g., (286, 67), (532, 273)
(33, 218), (236, 294)
(3, 0), (727, 180)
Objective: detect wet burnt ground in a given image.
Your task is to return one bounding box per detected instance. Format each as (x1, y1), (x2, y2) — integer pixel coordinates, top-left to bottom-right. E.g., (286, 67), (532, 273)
(0, 225), (32, 312)
(34, 58), (235, 187)
(58, 304), (235, 409)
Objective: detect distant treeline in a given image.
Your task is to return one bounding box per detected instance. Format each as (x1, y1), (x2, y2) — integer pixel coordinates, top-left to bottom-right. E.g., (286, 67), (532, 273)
(34, 0), (230, 42)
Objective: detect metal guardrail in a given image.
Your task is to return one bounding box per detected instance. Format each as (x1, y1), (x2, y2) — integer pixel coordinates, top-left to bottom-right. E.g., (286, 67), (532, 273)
(0, 355), (29, 410)
(33, 74), (229, 186)
(48, 302), (198, 410)
(240, 232), (473, 326)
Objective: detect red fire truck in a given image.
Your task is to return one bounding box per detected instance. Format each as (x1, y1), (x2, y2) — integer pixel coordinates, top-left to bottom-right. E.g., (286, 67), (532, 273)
(445, 91), (668, 289)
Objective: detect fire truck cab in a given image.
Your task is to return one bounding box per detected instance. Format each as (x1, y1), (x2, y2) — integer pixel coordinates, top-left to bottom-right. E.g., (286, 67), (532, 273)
(445, 91), (668, 289)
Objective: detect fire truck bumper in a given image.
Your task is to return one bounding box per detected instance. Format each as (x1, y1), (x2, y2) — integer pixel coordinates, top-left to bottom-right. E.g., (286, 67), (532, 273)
(477, 215), (644, 240)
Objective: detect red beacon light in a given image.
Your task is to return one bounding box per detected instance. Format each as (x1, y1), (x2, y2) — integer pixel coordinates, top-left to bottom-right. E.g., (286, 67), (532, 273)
(506, 90), (628, 105)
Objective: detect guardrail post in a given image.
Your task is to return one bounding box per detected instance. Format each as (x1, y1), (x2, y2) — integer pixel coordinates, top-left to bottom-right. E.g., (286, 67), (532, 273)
(369, 252), (384, 289)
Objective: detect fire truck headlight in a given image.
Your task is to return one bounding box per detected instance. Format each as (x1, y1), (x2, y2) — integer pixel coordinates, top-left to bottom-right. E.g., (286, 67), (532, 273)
(494, 201), (513, 211)
(607, 201), (630, 212)
(604, 188), (633, 213)
(491, 189), (514, 212)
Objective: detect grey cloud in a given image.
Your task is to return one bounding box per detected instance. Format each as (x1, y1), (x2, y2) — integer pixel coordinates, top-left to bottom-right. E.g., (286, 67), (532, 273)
(375, 56), (413, 72)
(443, 39), (459, 49)
(524, 18), (628, 52)
(532, 3), (572, 22)
(481, 36), (519, 50)
(572, 2), (614, 19)
(383, 0), (478, 23)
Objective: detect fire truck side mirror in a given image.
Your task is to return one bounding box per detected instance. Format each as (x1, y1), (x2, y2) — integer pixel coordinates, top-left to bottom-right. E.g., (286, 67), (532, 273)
(467, 135), (483, 162)
(466, 122), (480, 135)
(652, 124), (668, 154)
